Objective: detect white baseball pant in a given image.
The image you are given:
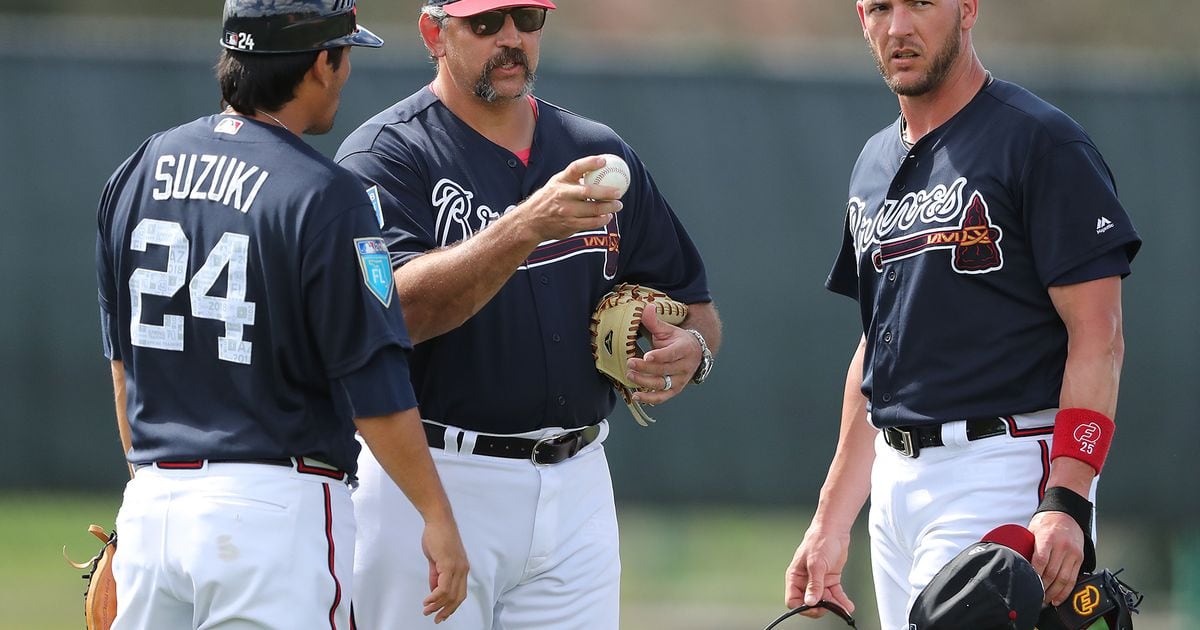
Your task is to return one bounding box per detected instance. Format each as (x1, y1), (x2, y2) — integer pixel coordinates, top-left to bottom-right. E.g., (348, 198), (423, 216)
(350, 421), (620, 630)
(868, 410), (1098, 630)
(112, 461), (355, 630)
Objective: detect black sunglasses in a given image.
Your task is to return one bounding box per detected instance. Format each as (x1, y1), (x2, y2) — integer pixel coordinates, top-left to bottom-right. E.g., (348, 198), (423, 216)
(466, 7), (548, 37)
(761, 600), (857, 630)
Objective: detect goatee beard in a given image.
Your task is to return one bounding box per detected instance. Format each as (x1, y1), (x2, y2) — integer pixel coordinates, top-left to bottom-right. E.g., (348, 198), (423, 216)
(474, 47), (537, 103)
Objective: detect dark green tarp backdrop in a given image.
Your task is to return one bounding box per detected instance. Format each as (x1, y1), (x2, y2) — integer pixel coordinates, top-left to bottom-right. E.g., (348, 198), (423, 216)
(2, 52), (1196, 519)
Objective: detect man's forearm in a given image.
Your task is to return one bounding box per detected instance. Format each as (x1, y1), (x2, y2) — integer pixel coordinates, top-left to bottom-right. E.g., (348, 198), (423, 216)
(355, 409), (457, 524)
(110, 361), (134, 479)
(395, 213), (541, 344)
(1046, 277), (1125, 495)
(813, 336), (874, 533)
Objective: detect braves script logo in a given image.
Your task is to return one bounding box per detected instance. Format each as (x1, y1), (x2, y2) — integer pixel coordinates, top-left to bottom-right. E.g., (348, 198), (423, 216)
(1073, 584), (1102, 616)
(1074, 422), (1102, 455)
(432, 177), (621, 278)
(848, 177), (1003, 275)
(432, 178), (507, 246)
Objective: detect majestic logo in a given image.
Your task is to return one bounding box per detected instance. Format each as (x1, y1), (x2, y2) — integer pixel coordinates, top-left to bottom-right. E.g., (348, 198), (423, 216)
(849, 177), (1003, 275)
(1073, 584), (1103, 616)
(1096, 217), (1115, 235)
(432, 177), (621, 278)
(355, 238), (393, 307)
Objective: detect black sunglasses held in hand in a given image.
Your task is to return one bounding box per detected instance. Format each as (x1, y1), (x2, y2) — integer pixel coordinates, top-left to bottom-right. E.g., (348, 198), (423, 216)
(467, 7), (548, 36)
(762, 600), (857, 629)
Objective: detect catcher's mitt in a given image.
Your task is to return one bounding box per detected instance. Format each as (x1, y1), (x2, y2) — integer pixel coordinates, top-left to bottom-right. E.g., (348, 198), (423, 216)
(590, 283), (688, 426)
(1038, 569), (1142, 630)
(64, 524), (118, 630)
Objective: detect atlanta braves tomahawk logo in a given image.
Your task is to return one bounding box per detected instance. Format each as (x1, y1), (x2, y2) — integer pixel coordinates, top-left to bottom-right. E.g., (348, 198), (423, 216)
(849, 177), (1004, 275)
(432, 177), (621, 279)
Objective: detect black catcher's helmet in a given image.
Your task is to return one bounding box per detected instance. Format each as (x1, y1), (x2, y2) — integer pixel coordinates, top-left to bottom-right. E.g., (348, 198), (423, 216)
(221, 0), (384, 53)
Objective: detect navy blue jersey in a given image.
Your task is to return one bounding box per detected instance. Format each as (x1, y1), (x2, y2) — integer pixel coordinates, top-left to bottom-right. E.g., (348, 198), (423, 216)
(336, 89), (709, 433)
(96, 114), (418, 472)
(826, 79), (1141, 428)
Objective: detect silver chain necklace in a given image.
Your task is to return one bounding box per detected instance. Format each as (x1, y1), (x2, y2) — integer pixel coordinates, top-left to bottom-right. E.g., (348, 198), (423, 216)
(255, 109), (291, 134)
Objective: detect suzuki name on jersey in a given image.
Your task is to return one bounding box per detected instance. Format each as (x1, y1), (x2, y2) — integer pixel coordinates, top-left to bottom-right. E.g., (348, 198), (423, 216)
(152, 153), (270, 214)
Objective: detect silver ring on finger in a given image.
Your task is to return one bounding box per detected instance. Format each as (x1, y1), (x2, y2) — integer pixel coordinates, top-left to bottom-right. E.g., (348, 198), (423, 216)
(662, 374), (673, 391)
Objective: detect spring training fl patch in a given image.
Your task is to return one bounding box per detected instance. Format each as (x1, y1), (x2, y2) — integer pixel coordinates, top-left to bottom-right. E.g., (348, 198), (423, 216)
(355, 238), (393, 307)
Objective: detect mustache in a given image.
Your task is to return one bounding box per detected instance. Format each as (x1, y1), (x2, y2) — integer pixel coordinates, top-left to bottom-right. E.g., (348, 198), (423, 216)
(483, 47), (530, 73)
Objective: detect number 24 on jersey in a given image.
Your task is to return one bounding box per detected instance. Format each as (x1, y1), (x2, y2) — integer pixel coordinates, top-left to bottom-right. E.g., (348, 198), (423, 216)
(128, 218), (256, 365)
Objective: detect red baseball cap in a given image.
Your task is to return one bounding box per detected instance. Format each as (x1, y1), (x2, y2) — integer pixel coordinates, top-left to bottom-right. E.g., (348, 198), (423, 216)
(427, 0), (557, 18)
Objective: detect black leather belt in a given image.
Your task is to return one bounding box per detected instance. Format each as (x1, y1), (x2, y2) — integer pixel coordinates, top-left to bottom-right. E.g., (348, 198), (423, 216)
(881, 417), (1008, 458)
(422, 422), (601, 466)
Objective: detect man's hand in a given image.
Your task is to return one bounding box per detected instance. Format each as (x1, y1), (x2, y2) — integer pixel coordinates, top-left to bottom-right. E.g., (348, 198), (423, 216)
(626, 306), (702, 405)
(513, 156), (624, 243)
(421, 517), (469, 623)
(785, 528), (856, 619)
(1029, 510), (1085, 606)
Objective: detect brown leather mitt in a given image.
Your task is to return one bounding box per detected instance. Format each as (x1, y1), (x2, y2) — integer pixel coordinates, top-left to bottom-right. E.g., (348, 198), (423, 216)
(64, 524), (118, 630)
(590, 283), (688, 426)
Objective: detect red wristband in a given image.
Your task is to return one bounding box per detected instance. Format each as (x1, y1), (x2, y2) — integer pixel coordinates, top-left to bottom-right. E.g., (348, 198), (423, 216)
(1051, 408), (1115, 474)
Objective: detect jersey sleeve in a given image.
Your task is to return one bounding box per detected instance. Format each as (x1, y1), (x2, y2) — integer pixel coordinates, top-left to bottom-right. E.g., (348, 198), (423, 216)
(301, 190), (414, 388)
(612, 146), (710, 303)
(337, 149), (435, 268)
(825, 209), (860, 300)
(1022, 141), (1141, 286)
(96, 162), (127, 361)
(1049, 247), (1132, 287)
(333, 345), (418, 418)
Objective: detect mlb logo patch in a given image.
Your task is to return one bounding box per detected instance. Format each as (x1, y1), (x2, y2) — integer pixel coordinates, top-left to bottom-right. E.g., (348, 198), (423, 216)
(215, 118), (244, 135)
(355, 238), (393, 307)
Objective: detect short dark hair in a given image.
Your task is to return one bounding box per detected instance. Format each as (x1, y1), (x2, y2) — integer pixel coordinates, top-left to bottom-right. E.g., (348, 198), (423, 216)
(217, 47), (346, 115)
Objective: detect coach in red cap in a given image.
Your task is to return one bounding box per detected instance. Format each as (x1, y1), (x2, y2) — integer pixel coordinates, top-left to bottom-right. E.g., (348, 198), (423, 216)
(334, 0), (720, 628)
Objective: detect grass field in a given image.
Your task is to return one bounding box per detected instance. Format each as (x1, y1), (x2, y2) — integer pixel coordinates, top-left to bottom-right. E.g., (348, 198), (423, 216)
(0, 493), (843, 630)
(0, 493), (1182, 630)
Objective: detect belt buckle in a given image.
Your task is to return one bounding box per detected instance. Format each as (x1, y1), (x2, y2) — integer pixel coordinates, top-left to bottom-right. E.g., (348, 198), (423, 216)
(890, 427), (919, 458)
(530, 429), (583, 466)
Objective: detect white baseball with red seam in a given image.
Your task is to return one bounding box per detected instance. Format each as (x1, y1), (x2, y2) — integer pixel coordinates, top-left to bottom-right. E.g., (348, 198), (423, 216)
(582, 154), (631, 199)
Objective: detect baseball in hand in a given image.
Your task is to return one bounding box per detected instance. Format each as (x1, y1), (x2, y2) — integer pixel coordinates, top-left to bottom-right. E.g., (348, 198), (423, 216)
(582, 154), (631, 200)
